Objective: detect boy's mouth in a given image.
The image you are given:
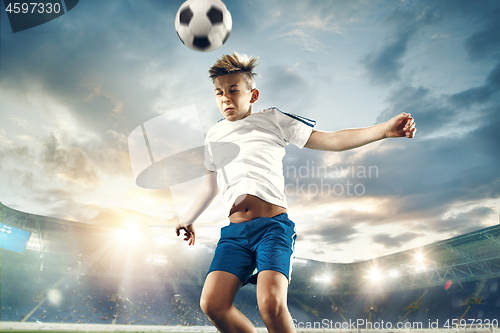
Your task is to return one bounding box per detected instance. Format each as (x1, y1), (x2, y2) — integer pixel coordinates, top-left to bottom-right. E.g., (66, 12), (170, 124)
(224, 107), (235, 113)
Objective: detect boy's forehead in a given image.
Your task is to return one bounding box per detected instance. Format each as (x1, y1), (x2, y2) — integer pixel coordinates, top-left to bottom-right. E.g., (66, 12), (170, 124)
(214, 73), (245, 88)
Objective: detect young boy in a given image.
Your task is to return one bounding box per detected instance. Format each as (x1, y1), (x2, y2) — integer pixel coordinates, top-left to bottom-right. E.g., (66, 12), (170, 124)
(176, 52), (416, 333)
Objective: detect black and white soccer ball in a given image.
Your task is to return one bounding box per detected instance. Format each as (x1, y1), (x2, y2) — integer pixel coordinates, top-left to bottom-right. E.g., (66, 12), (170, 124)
(175, 0), (232, 52)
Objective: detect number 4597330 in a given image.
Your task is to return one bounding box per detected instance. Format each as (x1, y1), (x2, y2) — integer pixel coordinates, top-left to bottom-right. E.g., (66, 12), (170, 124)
(444, 319), (499, 329)
(5, 2), (61, 14)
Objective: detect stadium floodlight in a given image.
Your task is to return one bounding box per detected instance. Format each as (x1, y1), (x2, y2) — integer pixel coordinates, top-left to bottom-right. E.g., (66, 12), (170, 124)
(415, 264), (427, 273)
(313, 275), (333, 283)
(26, 240), (42, 251)
(145, 253), (168, 266)
(115, 229), (144, 244)
(389, 270), (400, 278)
(293, 258), (310, 265)
(367, 268), (383, 282)
(47, 289), (62, 306)
(25, 235), (43, 251)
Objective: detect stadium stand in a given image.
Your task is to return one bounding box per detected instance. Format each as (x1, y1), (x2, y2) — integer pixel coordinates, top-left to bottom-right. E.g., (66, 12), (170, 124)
(2, 272), (499, 328)
(1, 202), (499, 329)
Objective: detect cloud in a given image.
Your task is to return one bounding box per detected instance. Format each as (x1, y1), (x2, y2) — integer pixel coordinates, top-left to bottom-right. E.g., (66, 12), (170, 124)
(285, 54), (500, 240)
(464, 6), (500, 61)
(88, 206), (170, 230)
(372, 232), (421, 248)
(0, 144), (30, 161)
(430, 33), (449, 39)
(449, 62), (500, 108)
(41, 133), (100, 187)
(360, 4), (427, 85)
(304, 219), (359, 244)
(32, 188), (73, 206)
(362, 29), (415, 85)
(430, 206), (496, 234)
(0, 1), (190, 137)
(360, 0), (500, 85)
(312, 248), (325, 255)
(2, 168), (36, 191)
(376, 86), (458, 136)
(258, 64), (311, 114)
(83, 130), (134, 178)
(355, 67), (500, 235)
(249, 0), (375, 52)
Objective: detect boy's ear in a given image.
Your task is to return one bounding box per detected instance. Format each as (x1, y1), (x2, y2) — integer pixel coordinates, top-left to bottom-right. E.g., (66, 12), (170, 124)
(250, 88), (259, 103)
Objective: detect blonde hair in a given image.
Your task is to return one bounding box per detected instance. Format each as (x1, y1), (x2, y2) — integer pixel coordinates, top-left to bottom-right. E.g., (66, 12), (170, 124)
(209, 52), (259, 90)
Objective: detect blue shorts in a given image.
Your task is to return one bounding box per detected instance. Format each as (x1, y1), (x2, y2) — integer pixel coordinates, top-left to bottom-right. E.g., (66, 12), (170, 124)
(207, 213), (296, 285)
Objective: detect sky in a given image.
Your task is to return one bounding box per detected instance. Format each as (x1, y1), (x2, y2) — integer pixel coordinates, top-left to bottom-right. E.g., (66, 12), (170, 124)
(1, 0), (499, 264)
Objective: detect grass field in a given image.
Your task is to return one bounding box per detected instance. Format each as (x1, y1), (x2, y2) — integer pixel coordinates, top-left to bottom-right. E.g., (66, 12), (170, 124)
(1, 330), (200, 333)
(0, 322), (222, 333)
(1, 322), (495, 333)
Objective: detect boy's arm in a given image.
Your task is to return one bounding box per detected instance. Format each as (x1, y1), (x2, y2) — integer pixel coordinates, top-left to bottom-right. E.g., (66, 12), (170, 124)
(304, 112), (416, 151)
(175, 170), (219, 245)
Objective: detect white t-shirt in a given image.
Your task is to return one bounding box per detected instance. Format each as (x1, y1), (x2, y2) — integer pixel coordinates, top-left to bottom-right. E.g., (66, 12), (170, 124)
(204, 107), (315, 212)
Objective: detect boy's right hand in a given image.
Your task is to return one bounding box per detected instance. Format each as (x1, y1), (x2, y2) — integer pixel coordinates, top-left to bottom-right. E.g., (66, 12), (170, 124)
(176, 223), (195, 246)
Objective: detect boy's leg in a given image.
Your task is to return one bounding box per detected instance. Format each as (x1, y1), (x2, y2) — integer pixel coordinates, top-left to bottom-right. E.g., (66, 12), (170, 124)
(200, 270), (257, 333)
(256, 270), (296, 333)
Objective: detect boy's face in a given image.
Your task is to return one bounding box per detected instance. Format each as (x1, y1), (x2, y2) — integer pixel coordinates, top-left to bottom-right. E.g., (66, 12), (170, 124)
(214, 73), (259, 122)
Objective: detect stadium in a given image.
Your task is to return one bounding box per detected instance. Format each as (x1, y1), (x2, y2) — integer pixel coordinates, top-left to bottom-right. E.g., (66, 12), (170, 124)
(1, 0), (500, 331)
(1, 202), (499, 332)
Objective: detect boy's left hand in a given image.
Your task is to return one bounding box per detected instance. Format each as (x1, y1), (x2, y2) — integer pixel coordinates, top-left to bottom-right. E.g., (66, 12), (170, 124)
(385, 112), (416, 138)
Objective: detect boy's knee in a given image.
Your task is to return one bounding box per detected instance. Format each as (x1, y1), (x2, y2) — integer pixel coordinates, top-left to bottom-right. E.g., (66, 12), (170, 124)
(258, 295), (285, 321)
(199, 294), (212, 316)
(200, 294), (225, 320)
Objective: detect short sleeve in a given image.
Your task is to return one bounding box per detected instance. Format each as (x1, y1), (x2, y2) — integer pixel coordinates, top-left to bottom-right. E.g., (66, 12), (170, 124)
(204, 137), (216, 171)
(272, 108), (316, 148)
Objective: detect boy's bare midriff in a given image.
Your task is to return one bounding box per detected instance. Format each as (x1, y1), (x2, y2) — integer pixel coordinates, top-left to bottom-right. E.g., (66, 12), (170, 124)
(229, 194), (287, 223)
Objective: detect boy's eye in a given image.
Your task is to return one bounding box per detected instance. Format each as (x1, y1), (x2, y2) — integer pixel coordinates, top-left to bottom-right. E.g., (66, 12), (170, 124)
(230, 90), (237, 93)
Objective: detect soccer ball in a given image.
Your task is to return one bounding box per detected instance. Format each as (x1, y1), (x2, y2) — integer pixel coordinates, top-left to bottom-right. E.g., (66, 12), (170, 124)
(175, 0), (232, 52)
